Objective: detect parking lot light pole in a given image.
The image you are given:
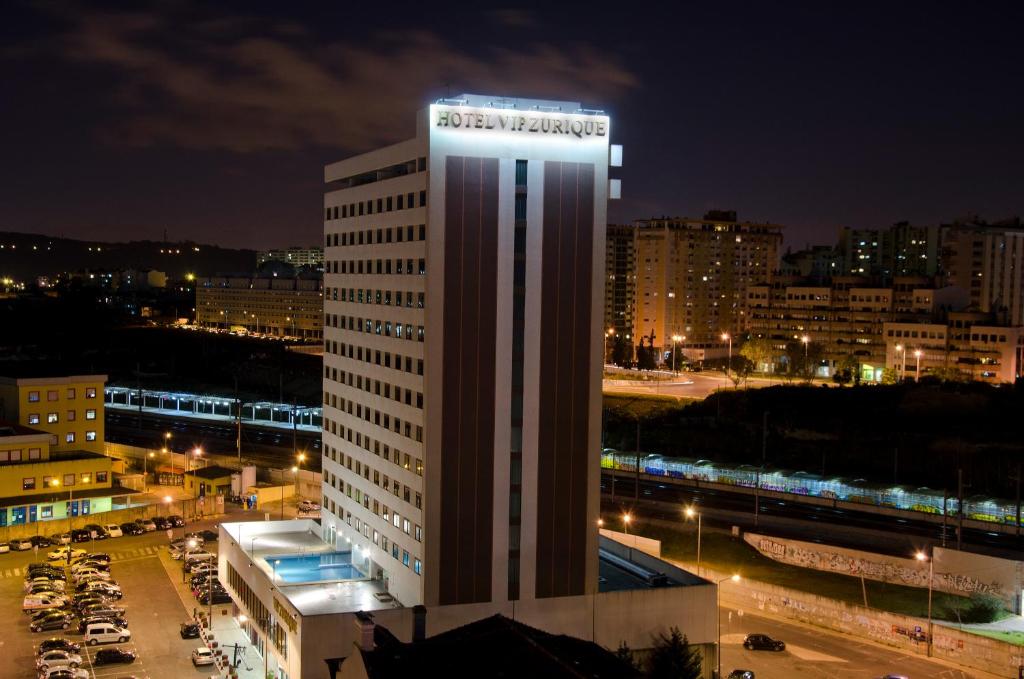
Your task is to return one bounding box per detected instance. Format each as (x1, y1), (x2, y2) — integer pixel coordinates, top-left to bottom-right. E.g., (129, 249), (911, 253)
(916, 550), (934, 656)
(717, 574), (741, 678)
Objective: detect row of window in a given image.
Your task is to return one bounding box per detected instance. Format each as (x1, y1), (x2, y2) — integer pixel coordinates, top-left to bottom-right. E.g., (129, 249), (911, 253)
(326, 341), (423, 379)
(326, 224), (426, 247)
(27, 388), (98, 403)
(22, 470), (108, 491)
(327, 316), (425, 342)
(325, 408), (423, 447)
(325, 257), (426, 276)
(324, 191), (427, 222)
(326, 471), (422, 540)
(28, 410), (97, 424)
(326, 289), (425, 309)
(0, 448), (42, 462)
(325, 498), (422, 576)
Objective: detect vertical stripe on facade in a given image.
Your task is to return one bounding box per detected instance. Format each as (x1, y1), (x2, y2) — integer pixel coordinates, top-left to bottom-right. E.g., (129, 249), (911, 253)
(438, 155), (499, 605)
(535, 161), (595, 598)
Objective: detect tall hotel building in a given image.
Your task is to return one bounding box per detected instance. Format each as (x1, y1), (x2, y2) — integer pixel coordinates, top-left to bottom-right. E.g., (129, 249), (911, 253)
(321, 95), (612, 608)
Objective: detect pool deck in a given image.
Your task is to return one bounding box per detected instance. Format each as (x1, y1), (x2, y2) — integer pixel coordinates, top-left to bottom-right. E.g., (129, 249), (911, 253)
(221, 519), (399, 616)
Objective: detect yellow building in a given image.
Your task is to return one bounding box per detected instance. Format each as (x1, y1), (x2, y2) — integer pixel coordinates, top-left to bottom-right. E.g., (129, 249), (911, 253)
(0, 422), (120, 527)
(0, 374), (107, 454)
(184, 465), (236, 499)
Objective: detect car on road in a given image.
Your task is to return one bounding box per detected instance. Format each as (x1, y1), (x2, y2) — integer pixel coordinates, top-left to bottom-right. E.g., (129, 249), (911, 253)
(29, 612), (72, 632)
(728, 671), (755, 679)
(103, 524), (123, 538)
(78, 615), (128, 634)
(47, 547), (85, 561)
(37, 638), (81, 655)
(120, 522), (144, 536)
(191, 647), (215, 666)
(36, 649), (83, 671)
(70, 529), (91, 543)
(93, 647), (137, 665)
(38, 668), (89, 679)
(83, 623), (130, 645)
(186, 530), (218, 542)
(166, 514), (185, 527)
(11, 537), (33, 550)
(135, 518), (157, 532)
(179, 622), (201, 639)
(742, 634), (786, 651)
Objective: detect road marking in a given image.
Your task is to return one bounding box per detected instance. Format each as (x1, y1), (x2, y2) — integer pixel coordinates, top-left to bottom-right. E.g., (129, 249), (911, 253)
(13, 567), (20, 576)
(3, 569), (10, 578)
(784, 643), (848, 662)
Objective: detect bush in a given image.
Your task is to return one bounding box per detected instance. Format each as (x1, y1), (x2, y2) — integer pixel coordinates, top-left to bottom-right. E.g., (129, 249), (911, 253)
(943, 591), (1004, 624)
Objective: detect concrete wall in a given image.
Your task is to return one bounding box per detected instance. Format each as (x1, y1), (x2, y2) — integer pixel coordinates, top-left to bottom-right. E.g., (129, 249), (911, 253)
(1, 496), (203, 541)
(599, 528), (662, 557)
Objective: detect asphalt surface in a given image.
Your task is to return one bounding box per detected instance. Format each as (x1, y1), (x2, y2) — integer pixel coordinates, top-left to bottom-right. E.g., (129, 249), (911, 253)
(719, 607), (977, 678)
(603, 371), (784, 400)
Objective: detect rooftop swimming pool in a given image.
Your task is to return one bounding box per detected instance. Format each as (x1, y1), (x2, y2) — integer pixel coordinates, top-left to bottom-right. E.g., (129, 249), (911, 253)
(270, 552), (364, 583)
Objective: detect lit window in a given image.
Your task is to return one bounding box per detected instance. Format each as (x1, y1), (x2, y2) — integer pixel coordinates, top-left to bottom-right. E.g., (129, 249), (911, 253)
(86, 409), (96, 420)
(47, 413), (58, 424)
(23, 477), (36, 491)
(85, 431), (97, 442)
(28, 414), (39, 425)
(28, 391), (39, 402)
(85, 388), (96, 399)
(81, 474), (91, 484)
(65, 432), (75, 443)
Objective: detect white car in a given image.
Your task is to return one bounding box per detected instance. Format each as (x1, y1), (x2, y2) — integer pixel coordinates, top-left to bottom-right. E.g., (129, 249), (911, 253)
(23, 593), (69, 611)
(36, 649), (83, 670)
(298, 499), (320, 512)
(0, 542), (10, 553)
(190, 563), (217, 576)
(40, 668), (88, 679)
(191, 647), (215, 666)
(25, 577), (66, 593)
(47, 547), (85, 561)
(103, 524), (123, 538)
(11, 537), (33, 551)
(72, 568), (111, 584)
(50, 533), (72, 545)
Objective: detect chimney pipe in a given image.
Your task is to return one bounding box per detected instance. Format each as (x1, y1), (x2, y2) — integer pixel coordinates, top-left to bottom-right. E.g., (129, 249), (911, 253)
(412, 604), (427, 642)
(354, 611), (375, 651)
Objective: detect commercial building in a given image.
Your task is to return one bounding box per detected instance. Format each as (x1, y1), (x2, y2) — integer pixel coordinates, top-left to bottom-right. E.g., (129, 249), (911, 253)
(0, 374), (106, 454)
(195, 274), (323, 338)
(0, 422), (119, 527)
(260, 246), (325, 269)
(184, 464), (236, 499)
(604, 223), (636, 359)
(633, 211), (782, 352)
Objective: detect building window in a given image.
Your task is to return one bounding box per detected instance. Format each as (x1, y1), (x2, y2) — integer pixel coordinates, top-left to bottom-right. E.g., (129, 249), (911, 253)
(47, 413), (58, 424)
(85, 388), (96, 399)
(66, 388), (76, 399)
(28, 391), (40, 402)
(402, 550), (410, 567)
(43, 475), (54, 487)
(96, 471), (108, 483)
(23, 477), (36, 491)
(47, 390), (58, 401)
(67, 410), (76, 422)
(9, 449), (21, 461)
(28, 414), (39, 425)
(81, 473), (91, 484)
(63, 474), (75, 486)
(28, 448), (40, 460)
(86, 409), (96, 420)
(40, 506), (53, 519)
(65, 432), (75, 443)
(414, 558), (422, 575)
(85, 431), (97, 441)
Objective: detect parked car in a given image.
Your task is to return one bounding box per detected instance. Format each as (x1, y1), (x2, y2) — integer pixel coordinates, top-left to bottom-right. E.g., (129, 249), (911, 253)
(71, 558), (110, 571)
(82, 525), (109, 540)
(27, 583), (67, 596)
(78, 603), (125, 619)
(24, 594), (70, 612)
(36, 649), (83, 671)
(83, 622), (130, 645)
(298, 499), (320, 512)
(72, 568), (111, 584)
(189, 562), (217, 576)
(135, 518), (156, 532)
(103, 524), (123, 538)
(179, 622), (201, 639)
(151, 516), (169, 530)
(166, 514), (185, 527)
(29, 612), (72, 632)
(728, 671), (755, 679)
(78, 615), (128, 634)
(76, 552), (110, 564)
(73, 594), (111, 610)
(11, 537), (33, 550)
(48, 547), (85, 561)
(69, 530), (91, 543)
(27, 567), (65, 580)
(197, 590), (232, 605)
(49, 533), (71, 545)
(0, 542), (10, 553)
(30, 607), (74, 623)
(120, 522), (144, 536)
(743, 634), (786, 651)
(195, 529), (218, 542)
(191, 647), (215, 666)
(39, 668), (89, 679)
(93, 647), (136, 665)
(80, 582), (122, 599)
(26, 577), (66, 592)
(30, 535), (53, 547)
(37, 638), (81, 655)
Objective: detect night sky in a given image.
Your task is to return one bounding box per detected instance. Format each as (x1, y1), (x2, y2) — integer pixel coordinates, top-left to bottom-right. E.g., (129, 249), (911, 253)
(2, 2), (1022, 250)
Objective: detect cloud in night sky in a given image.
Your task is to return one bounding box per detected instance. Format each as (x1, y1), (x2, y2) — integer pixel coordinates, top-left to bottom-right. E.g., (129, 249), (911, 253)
(52, 6), (637, 153)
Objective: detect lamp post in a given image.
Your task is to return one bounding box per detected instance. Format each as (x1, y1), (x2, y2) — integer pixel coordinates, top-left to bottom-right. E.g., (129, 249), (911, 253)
(671, 334), (683, 373)
(685, 506), (702, 576)
(914, 349), (923, 381)
(604, 328), (615, 365)
(916, 550), (934, 656)
(717, 574), (741, 678)
(721, 332), (732, 384)
(622, 513), (631, 536)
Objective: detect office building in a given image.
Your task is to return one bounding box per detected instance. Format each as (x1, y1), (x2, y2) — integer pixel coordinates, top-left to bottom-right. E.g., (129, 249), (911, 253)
(259, 246), (325, 269)
(0, 374), (106, 454)
(195, 274), (323, 338)
(633, 211), (782, 351)
(217, 96), (717, 679)
(604, 223), (635, 358)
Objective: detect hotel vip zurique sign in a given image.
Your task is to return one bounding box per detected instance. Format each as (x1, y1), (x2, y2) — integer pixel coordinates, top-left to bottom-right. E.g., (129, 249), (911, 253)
(435, 108), (607, 139)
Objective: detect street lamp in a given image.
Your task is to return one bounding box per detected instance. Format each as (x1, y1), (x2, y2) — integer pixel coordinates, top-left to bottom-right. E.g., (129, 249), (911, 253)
(596, 518), (604, 528)
(685, 505), (702, 576)
(604, 328), (615, 365)
(915, 550), (934, 656)
(671, 334), (683, 373)
(914, 349), (923, 381)
(622, 512), (632, 535)
(721, 332), (732, 383)
(895, 344), (906, 381)
(717, 574), (741, 678)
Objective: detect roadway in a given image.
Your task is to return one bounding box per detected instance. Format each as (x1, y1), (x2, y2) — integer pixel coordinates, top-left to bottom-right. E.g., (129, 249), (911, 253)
(719, 607), (977, 678)
(603, 371), (788, 400)
(602, 474), (1024, 561)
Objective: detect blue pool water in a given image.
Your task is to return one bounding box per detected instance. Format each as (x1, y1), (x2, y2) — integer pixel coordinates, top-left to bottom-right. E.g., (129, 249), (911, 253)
(271, 552), (364, 583)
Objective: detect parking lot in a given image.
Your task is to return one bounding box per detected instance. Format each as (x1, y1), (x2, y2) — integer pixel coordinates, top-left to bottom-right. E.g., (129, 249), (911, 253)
(0, 516), (240, 679)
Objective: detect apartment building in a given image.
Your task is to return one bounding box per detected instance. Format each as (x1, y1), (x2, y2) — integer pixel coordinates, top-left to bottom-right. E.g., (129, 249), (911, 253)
(940, 219), (1024, 326)
(604, 223), (635, 358)
(195, 275), (323, 338)
(258, 246), (325, 269)
(0, 374), (106, 454)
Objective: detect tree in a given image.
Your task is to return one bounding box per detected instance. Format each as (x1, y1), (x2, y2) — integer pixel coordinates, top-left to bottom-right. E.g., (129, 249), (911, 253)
(636, 337), (657, 371)
(881, 367), (898, 385)
(740, 338), (775, 373)
(611, 334), (633, 368)
(647, 627), (702, 679)
(614, 641), (640, 672)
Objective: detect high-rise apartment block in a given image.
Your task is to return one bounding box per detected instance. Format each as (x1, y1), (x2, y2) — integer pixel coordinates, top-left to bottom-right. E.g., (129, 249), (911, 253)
(321, 94), (613, 609)
(940, 218), (1024, 326)
(259, 246), (324, 269)
(604, 223), (635, 350)
(633, 211), (782, 351)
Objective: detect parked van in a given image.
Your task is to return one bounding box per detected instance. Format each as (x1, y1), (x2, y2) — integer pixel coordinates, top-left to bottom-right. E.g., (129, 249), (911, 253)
(83, 622), (130, 645)
(23, 593), (69, 611)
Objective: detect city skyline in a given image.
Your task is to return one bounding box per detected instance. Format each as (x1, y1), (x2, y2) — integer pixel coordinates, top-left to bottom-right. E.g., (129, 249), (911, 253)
(2, 3), (1022, 250)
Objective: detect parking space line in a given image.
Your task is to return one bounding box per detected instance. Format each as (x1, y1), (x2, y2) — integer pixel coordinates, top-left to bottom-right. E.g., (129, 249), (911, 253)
(13, 567), (20, 576)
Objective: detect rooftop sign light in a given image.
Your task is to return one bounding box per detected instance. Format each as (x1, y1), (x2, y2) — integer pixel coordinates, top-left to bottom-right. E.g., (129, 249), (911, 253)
(433, 105), (607, 139)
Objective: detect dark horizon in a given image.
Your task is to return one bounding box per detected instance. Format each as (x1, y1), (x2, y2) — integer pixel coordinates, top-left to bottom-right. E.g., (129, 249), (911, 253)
(2, 2), (1021, 250)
